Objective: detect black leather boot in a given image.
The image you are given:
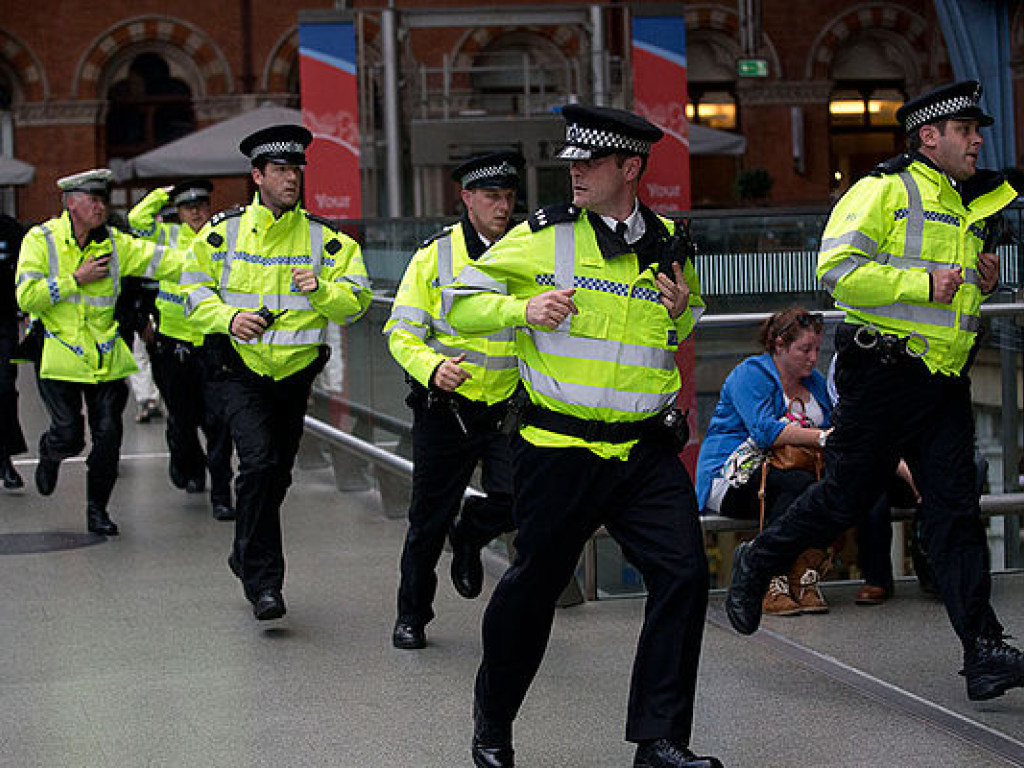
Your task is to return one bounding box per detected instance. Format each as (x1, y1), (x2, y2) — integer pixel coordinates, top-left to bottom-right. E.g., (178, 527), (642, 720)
(86, 504), (119, 536)
(725, 541), (769, 635)
(35, 456), (60, 496)
(0, 455), (23, 490)
(472, 705), (514, 768)
(962, 636), (1024, 701)
(634, 739), (723, 768)
(450, 518), (484, 599)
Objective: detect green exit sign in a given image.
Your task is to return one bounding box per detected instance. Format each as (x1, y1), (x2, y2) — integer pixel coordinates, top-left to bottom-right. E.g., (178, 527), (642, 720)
(737, 58), (769, 77)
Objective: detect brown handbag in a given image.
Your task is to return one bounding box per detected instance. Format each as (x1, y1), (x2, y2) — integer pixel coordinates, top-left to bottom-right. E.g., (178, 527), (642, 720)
(758, 444), (824, 528)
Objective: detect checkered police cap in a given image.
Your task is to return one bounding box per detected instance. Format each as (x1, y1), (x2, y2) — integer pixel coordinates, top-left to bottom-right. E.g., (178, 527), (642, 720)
(451, 151), (525, 190)
(239, 124), (313, 166)
(897, 80), (994, 133)
(556, 104), (663, 160)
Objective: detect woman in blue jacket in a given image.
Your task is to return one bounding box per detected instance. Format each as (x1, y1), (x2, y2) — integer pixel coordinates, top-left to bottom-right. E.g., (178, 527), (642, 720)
(695, 308), (833, 616)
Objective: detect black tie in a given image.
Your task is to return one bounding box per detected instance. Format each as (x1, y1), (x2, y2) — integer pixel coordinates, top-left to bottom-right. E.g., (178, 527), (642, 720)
(615, 222), (628, 241)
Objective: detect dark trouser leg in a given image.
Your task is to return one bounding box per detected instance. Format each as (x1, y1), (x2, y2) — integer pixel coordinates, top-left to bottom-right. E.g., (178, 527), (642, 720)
(858, 489), (896, 589)
(0, 323), (27, 459)
(223, 365), (315, 602)
(37, 378), (88, 461)
(150, 341), (206, 484)
(607, 438), (709, 744)
(475, 440), (602, 729)
(457, 428), (515, 548)
(397, 402), (482, 625)
(82, 380), (129, 510)
(201, 361), (234, 508)
(910, 375), (1003, 649)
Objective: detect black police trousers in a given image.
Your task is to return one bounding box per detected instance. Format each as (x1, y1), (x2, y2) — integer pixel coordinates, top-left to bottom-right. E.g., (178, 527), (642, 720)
(0, 321), (27, 460)
(747, 327), (1004, 649)
(397, 396), (514, 626)
(475, 433), (709, 744)
(219, 355), (323, 603)
(36, 375), (129, 510)
(149, 335), (233, 507)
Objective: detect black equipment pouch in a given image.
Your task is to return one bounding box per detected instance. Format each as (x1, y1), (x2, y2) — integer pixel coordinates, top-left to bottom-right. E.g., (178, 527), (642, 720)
(656, 220), (697, 280)
(13, 318), (43, 363)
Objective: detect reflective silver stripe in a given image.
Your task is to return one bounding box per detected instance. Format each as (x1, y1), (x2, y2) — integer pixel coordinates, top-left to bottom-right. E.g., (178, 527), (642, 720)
(17, 270), (46, 284)
(425, 339), (517, 369)
(962, 267), (980, 288)
(820, 254), (870, 290)
(83, 295), (116, 307)
(184, 286), (218, 315)
(553, 222), (575, 334)
(220, 216), (242, 287)
(385, 319), (429, 340)
(222, 292), (313, 311)
(389, 304), (432, 326)
(167, 225), (181, 249)
(108, 236), (120, 301)
(40, 224), (60, 278)
(528, 329), (677, 371)
(143, 244), (168, 279)
(443, 264), (507, 319)
(898, 172), (925, 261)
(820, 230), (878, 257)
(180, 269), (214, 286)
(521, 361), (675, 413)
(436, 234), (453, 286)
(840, 301), (957, 328)
(309, 221), (323, 274)
(156, 229), (166, 248)
(341, 273), (371, 292)
(239, 327), (327, 346)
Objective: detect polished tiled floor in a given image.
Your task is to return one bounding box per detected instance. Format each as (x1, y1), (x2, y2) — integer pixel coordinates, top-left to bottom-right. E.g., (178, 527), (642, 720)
(2, 382), (1023, 767)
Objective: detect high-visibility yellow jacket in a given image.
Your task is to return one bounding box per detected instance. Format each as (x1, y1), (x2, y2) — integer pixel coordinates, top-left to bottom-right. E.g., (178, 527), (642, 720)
(445, 203), (704, 459)
(384, 220), (518, 405)
(128, 187), (203, 345)
(180, 193), (371, 380)
(818, 157), (1017, 375)
(15, 210), (186, 382)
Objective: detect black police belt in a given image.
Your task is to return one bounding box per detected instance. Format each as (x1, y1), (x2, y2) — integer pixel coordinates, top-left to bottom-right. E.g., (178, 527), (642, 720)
(843, 322), (929, 364)
(521, 403), (667, 443)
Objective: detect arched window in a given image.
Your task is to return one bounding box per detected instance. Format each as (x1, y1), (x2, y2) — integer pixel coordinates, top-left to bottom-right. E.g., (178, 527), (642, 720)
(828, 34), (909, 195)
(470, 32), (573, 117)
(106, 52), (196, 157)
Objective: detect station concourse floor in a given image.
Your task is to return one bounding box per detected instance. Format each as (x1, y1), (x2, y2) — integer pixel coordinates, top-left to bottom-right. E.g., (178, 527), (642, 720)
(2, 382), (1024, 768)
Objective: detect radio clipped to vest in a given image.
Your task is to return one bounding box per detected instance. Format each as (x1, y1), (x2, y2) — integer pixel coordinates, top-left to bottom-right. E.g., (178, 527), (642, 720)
(656, 220), (697, 280)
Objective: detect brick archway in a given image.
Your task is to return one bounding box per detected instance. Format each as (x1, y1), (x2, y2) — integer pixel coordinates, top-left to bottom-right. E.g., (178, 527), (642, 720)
(684, 4), (783, 80)
(450, 25), (582, 70)
(263, 26), (299, 94)
(73, 16), (233, 99)
(0, 29), (47, 102)
(806, 3), (948, 85)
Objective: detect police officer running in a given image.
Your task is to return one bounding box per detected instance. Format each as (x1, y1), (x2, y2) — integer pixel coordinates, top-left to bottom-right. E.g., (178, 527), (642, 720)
(129, 179), (235, 520)
(726, 81), (1024, 701)
(180, 125), (371, 621)
(446, 106), (720, 768)
(16, 169), (187, 534)
(384, 152), (522, 650)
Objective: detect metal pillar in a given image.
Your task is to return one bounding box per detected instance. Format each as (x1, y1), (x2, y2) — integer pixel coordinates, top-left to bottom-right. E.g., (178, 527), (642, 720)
(382, 6), (403, 218)
(590, 5), (606, 106)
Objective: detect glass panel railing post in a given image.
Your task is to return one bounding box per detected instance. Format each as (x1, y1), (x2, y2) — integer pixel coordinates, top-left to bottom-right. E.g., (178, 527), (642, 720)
(1000, 343), (1023, 568)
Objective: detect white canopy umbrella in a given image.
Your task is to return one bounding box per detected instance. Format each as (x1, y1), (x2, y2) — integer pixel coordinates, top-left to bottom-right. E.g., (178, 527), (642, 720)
(115, 104), (303, 180)
(0, 155), (35, 185)
(688, 123), (746, 156)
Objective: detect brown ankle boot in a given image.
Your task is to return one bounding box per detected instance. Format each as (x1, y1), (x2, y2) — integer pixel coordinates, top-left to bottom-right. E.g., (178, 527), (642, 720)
(762, 575), (802, 616)
(790, 548), (829, 614)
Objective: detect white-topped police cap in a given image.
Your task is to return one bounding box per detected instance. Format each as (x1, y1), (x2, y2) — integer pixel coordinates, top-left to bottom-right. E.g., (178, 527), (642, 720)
(897, 80), (995, 133)
(57, 168), (113, 197)
(170, 178), (213, 206)
(239, 123), (313, 166)
(451, 151), (525, 189)
(556, 104), (663, 160)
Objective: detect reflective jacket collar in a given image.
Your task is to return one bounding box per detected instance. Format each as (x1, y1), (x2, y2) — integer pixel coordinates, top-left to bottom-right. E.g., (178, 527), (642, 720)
(249, 192), (304, 231)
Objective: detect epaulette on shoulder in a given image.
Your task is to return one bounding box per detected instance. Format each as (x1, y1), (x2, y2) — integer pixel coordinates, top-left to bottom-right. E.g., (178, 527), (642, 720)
(209, 206), (245, 227)
(419, 225), (455, 249)
(869, 153), (913, 178)
(304, 211), (342, 233)
(528, 203), (581, 232)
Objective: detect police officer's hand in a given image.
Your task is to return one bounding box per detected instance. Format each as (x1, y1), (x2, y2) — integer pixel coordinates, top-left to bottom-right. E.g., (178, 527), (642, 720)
(291, 267), (319, 294)
(526, 289), (578, 329)
(931, 266), (964, 304)
(977, 252), (1000, 294)
(230, 311), (268, 341)
(657, 261), (691, 319)
(73, 255), (111, 286)
(433, 353), (472, 392)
